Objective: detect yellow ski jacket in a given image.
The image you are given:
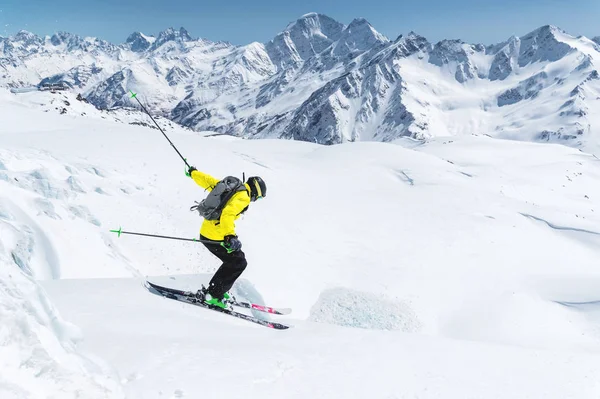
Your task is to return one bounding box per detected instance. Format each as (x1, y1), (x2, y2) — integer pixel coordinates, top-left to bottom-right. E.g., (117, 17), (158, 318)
(190, 170), (251, 241)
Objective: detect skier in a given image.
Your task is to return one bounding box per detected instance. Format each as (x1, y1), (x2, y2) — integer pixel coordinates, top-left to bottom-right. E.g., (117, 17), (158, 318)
(187, 166), (267, 309)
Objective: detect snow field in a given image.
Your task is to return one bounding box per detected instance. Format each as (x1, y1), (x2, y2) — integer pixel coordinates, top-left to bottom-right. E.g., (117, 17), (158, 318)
(1, 90), (600, 397)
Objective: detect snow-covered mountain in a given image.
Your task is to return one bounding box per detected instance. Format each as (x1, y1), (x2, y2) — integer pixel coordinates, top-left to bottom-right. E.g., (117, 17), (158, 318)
(265, 13), (346, 69)
(2, 15), (600, 150)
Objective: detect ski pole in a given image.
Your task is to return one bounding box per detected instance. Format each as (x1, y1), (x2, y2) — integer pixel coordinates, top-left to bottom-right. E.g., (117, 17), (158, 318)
(129, 91), (191, 169)
(109, 227), (236, 253)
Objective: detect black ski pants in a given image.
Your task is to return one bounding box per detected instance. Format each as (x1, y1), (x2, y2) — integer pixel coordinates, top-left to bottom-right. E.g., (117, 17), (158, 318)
(201, 235), (248, 299)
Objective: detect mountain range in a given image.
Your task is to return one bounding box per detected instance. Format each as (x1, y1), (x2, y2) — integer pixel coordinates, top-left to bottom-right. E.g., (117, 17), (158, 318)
(2, 13), (600, 148)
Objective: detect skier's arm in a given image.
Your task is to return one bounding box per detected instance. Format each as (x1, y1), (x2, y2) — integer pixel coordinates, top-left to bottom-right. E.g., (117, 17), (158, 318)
(190, 170), (220, 191)
(220, 194), (250, 236)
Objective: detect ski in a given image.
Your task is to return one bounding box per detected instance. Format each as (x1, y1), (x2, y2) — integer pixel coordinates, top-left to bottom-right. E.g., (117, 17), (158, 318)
(228, 300), (291, 316)
(145, 281), (291, 315)
(145, 281), (290, 330)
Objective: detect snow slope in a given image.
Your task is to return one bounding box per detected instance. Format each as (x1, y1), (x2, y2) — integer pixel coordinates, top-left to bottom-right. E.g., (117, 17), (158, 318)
(42, 275), (600, 399)
(2, 90), (600, 397)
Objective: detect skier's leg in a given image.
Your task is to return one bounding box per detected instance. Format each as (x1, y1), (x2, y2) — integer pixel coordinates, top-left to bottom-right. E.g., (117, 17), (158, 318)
(201, 236), (248, 299)
(207, 249), (247, 298)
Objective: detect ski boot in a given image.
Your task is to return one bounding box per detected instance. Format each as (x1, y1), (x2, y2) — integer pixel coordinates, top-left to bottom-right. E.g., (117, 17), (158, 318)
(204, 294), (230, 310)
(196, 286), (231, 310)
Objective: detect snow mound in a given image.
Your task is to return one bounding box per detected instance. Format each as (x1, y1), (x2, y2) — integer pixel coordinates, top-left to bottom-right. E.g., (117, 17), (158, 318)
(309, 288), (421, 331)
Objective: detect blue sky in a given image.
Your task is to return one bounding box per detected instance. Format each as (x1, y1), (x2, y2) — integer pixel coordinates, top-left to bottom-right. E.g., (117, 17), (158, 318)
(1, 0), (598, 45)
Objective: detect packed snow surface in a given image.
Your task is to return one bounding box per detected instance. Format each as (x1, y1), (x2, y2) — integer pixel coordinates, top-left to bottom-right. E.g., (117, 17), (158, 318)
(1, 90), (600, 397)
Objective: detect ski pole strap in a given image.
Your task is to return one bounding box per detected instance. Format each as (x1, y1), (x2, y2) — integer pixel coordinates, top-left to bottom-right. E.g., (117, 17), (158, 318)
(220, 242), (235, 254)
(199, 235), (235, 254)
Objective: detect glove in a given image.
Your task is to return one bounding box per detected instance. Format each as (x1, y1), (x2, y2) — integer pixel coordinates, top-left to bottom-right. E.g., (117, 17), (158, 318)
(186, 166), (197, 178)
(223, 235), (242, 252)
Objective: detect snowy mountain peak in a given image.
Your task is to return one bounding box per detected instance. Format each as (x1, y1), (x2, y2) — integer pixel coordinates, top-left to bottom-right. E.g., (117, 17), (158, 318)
(45, 32), (118, 54)
(518, 24), (574, 67)
(392, 32), (431, 56)
(403, 31), (429, 43)
(50, 31), (81, 46)
(343, 18), (390, 45)
(283, 12), (344, 35)
(3, 30), (44, 51)
(332, 17), (389, 56)
(532, 24), (562, 35)
(151, 27), (194, 50)
(125, 32), (156, 52)
(162, 27), (192, 41)
(487, 24), (579, 81)
(267, 13), (346, 68)
(593, 36), (600, 45)
(521, 25), (572, 49)
(13, 30), (40, 42)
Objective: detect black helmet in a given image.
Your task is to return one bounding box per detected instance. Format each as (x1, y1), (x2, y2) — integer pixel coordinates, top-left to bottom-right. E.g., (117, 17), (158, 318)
(247, 176), (266, 201)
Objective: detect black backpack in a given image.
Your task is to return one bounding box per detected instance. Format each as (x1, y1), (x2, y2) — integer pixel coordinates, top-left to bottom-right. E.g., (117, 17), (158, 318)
(190, 176), (247, 220)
